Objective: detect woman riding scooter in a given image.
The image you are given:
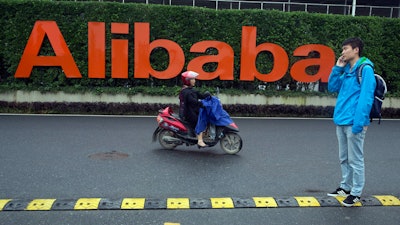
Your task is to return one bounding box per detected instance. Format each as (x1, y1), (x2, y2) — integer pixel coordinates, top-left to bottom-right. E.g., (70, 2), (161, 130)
(179, 71), (210, 148)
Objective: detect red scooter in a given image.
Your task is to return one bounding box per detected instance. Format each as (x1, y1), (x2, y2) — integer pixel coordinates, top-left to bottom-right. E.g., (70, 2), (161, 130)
(152, 107), (243, 154)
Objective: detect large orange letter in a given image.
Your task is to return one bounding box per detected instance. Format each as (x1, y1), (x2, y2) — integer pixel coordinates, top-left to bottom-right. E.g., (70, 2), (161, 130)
(290, 44), (335, 82)
(240, 26), (289, 82)
(15, 21), (81, 78)
(88, 22), (105, 79)
(187, 41), (234, 80)
(134, 23), (184, 79)
(111, 23), (129, 79)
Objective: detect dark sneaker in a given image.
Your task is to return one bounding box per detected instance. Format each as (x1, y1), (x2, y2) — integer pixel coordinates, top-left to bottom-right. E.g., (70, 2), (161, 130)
(342, 195), (360, 207)
(327, 188), (350, 197)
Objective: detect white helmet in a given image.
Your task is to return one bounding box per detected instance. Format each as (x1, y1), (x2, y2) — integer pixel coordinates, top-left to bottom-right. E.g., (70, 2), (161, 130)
(181, 71), (199, 86)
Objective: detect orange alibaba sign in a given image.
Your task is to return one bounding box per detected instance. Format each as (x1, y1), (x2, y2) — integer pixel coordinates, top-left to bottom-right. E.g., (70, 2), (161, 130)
(15, 21), (335, 83)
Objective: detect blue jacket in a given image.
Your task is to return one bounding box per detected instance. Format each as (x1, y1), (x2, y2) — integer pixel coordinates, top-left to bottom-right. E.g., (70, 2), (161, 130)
(328, 57), (376, 134)
(195, 96), (233, 135)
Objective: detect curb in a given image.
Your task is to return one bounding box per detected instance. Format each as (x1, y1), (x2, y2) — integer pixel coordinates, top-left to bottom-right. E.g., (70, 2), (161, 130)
(1, 195), (399, 211)
(1, 91), (399, 108)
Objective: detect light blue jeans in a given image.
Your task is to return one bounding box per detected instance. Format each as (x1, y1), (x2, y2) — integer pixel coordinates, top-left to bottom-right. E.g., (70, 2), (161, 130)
(336, 125), (367, 197)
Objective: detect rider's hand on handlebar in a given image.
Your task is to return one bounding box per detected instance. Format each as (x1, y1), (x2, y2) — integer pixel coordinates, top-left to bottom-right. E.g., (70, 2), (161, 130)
(204, 91), (211, 99)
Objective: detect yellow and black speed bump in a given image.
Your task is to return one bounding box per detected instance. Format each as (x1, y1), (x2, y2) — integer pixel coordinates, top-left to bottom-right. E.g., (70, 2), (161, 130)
(2, 200), (28, 211)
(315, 196), (341, 207)
(52, 199), (76, 211)
(276, 197), (299, 207)
(189, 198), (211, 209)
(145, 198), (167, 209)
(0, 195), (399, 211)
(98, 198), (123, 210)
(359, 196), (385, 206)
(232, 197), (256, 208)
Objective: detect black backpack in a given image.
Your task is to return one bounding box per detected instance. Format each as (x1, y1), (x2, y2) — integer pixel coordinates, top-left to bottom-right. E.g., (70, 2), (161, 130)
(356, 63), (387, 124)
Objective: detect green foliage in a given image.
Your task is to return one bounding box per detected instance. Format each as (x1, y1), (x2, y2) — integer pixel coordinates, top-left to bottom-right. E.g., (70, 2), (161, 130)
(0, 0), (399, 96)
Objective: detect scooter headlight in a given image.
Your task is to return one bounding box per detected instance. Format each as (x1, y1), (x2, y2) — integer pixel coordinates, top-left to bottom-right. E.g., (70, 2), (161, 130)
(157, 115), (163, 124)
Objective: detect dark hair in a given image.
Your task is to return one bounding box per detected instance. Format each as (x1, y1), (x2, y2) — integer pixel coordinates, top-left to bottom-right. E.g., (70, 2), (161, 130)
(342, 37), (364, 56)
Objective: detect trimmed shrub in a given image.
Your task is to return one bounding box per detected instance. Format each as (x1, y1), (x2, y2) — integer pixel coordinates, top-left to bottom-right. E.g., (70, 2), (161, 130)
(0, 0), (399, 96)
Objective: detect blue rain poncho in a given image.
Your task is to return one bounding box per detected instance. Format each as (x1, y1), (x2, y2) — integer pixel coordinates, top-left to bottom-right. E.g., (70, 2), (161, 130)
(195, 96), (233, 135)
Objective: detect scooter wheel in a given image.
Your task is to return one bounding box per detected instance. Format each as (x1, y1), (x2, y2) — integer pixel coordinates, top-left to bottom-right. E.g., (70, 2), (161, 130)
(220, 132), (242, 154)
(158, 129), (177, 150)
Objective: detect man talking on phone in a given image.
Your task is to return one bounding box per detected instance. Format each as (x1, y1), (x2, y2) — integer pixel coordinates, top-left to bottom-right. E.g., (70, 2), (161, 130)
(327, 37), (376, 207)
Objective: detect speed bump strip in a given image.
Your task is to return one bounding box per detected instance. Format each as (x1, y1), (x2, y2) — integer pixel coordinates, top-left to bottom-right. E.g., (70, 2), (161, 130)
(26, 199), (56, 211)
(189, 198), (211, 209)
(145, 198), (167, 209)
(3, 200), (28, 211)
(98, 198), (123, 210)
(232, 197), (256, 208)
(52, 199), (76, 210)
(167, 198), (190, 209)
(335, 196), (362, 207)
(295, 197), (320, 207)
(315, 196), (341, 207)
(74, 198), (101, 210)
(121, 198), (145, 209)
(253, 197), (278, 208)
(210, 198), (234, 208)
(359, 196), (384, 206)
(0, 196), (398, 211)
(374, 195), (400, 206)
(275, 197), (299, 207)
(0, 199), (11, 211)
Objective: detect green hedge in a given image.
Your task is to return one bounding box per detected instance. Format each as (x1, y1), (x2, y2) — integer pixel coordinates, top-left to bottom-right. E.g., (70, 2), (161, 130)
(0, 0), (399, 95)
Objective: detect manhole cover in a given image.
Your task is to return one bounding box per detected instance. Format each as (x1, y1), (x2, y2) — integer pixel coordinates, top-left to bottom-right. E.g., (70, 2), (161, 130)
(88, 151), (129, 160)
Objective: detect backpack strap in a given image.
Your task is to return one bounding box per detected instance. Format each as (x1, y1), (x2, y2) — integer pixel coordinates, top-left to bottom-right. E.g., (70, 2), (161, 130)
(356, 63), (373, 84)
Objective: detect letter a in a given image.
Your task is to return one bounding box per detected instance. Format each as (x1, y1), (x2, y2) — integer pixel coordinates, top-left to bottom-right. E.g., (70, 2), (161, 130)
(15, 21), (81, 78)
(290, 44), (335, 82)
(187, 41), (234, 80)
(240, 26), (289, 82)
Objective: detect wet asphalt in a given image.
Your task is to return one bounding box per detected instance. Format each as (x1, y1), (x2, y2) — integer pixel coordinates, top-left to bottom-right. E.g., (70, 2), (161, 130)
(0, 115), (399, 225)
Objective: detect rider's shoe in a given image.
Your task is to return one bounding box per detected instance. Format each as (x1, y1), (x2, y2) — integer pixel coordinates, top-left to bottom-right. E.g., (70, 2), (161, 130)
(197, 141), (208, 148)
